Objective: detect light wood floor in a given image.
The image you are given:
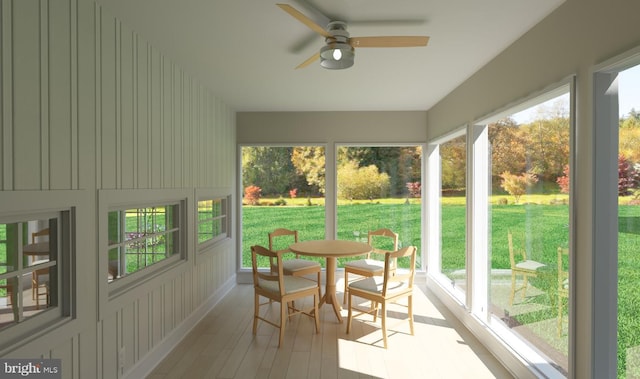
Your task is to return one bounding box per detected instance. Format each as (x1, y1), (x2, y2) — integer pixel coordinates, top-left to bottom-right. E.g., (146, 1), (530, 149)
(147, 282), (514, 379)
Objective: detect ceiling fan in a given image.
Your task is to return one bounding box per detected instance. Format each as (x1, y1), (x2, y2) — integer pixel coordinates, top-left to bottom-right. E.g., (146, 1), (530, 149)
(276, 3), (430, 70)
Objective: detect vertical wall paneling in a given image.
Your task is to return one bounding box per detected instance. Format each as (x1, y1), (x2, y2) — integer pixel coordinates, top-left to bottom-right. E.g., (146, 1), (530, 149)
(39, 0), (49, 190)
(119, 25), (134, 189)
(94, 3), (102, 190)
(131, 32), (138, 188)
(2, 2), (237, 376)
(49, 0), (74, 190)
(162, 59), (171, 187)
(137, 293), (150, 360)
(114, 18), (121, 189)
(135, 37), (148, 189)
(0, 0), (11, 190)
(100, 9), (117, 189)
(13, 0), (41, 190)
(150, 47), (161, 188)
(122, 303), (135, 373)
(70, 0), (78, 189)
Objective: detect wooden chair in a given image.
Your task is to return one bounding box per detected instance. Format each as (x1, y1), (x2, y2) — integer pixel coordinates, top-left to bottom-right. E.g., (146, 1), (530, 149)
(268, 228), (322, 296)
(31, 228), (50, 303)
(343, 228), (398, 304)
(31, 228), (50, 244)
(251, 245), (320, 347)
(508, 230), (546, 305)
(32, 263), (50, 310)
(346, 245), (417, 349)
(557, 247), (569, 337)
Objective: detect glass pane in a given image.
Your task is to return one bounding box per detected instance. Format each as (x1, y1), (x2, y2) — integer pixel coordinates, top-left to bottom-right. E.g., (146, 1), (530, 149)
(0, 276), (18, 330)
(617, 64), (640, 378)
(440, 135), (467, 294)
(108, 246), (121, 281)
(241, 146), (326, 268)
(0, 223), (17, 274)
(198, 200), (213, 221)
(336, 146), (422, 269)
(198, 220), (214, 243)
(487, 92), (571, 375)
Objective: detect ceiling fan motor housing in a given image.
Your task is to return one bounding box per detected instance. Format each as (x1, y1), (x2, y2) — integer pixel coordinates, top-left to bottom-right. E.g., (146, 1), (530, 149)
(320, 21), (355, 69)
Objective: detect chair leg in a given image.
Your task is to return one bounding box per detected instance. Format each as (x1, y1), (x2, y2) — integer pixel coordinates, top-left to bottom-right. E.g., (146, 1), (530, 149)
(522, 275), (529, 299)
(408, 295), (414, 336)
(253, 294), (259, 335)
(557, 296), (563, 337)
(509, 272), (516, 306)
(381, 302), (388, 349)
(346, 293), (353, 334)
(313, 293), (320, 333)
(343, 271), (349, 304)
(279, 301), (287, 347)
(317, 272), (322, 298)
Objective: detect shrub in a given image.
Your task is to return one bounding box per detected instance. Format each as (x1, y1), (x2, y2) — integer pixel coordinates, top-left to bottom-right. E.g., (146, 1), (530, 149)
(406, 181), (421, 198)
(337, 160), (390, 200)
(619, 155), (639, 196)
(273, 197), (287, 206)
(557, 165), (570, 194)
(499, 171), (538, 204)
(289, 188), (298, 198)
(244, 185), (262, 205)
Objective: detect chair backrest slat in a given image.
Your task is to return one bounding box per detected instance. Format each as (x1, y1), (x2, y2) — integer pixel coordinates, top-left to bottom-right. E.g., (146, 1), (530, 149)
(251, 245), (285, 296)
(382, 246), (416, 296)
(368, 228), (399, 259)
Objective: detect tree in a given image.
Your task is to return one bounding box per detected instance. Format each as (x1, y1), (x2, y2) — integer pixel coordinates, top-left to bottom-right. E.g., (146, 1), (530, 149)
(440, 135), (466, 190)
(291, 146), (325, 194)
(489, 118), (527, 187)
(499, 171), (538, 204)
(242, 147), (297, 197)
(337, 160), (390, 200)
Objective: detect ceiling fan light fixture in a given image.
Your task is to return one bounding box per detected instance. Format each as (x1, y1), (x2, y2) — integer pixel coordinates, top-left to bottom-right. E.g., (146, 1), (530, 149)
(320, 43), (354, 69)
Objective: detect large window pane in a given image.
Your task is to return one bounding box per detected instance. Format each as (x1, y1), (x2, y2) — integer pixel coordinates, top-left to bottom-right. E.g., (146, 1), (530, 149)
(617, 63), (640, 378)
(487, 91), (571, 375)
(241, 146), (326, 268)
(336, 146), (422, 268)
(440, 135), (467, 295)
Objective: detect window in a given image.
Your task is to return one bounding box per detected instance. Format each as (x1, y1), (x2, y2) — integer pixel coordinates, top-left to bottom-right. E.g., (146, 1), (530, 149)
(0, 210), (72, 343)
(335, 145), (423, 268)
(429, 132), (467, 300)
(241, 145), (326, 268)
(615, 63), (640, 378)
(107, 202), (183, 282)
(482, 87), (571, 376)
(197, 195), (230, 246)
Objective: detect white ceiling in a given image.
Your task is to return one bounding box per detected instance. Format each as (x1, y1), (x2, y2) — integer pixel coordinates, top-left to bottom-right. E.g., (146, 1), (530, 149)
(96, 0), (564, 112)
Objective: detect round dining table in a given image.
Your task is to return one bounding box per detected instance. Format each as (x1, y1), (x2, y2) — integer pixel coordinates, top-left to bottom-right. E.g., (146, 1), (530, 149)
(289, 239), (372, 323)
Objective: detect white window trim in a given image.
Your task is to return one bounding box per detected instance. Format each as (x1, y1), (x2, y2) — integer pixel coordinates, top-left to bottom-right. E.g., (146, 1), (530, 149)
(591, 46), (640, 378)
(195, 187), (232, 258)
(0, 190), (83, 355)
(98, 189), (192, 314)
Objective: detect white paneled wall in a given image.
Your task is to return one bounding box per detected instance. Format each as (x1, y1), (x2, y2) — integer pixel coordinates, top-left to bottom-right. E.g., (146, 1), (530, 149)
(0, 1), (236, 378)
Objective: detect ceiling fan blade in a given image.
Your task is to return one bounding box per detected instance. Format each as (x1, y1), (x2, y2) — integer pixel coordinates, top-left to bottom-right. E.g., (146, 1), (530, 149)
(349, 36), (430, 48)
(277, 4), (331, 38)
(295, 52), (320, 69)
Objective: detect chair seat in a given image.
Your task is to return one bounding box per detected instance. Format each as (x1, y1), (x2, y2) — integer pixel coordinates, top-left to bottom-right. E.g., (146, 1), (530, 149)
(259, 275), (318, 295)
(515, 260), (545, 271)
(349, 275), (410, 295)
(281, 258), (321, 274)
(344, 259), (384, 273)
